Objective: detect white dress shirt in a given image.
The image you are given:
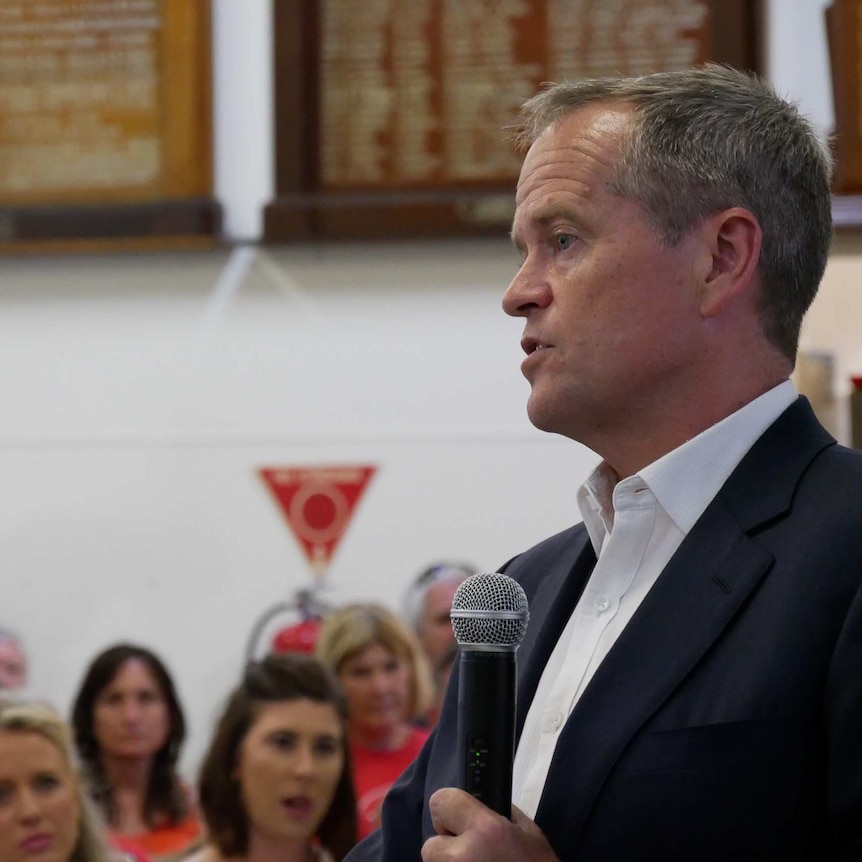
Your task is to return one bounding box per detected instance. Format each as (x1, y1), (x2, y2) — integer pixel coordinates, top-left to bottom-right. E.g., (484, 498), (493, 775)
(512, 381), (798, 818)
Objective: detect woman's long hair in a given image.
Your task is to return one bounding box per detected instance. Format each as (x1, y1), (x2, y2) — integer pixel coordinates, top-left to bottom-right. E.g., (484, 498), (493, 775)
(70, 643), (189, 828)
(198, 653), (358, 861)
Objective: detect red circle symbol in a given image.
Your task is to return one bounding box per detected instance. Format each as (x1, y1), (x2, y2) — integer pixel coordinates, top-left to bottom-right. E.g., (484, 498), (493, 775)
(289, 482), (349, 543)
(303, 493), (337, 530)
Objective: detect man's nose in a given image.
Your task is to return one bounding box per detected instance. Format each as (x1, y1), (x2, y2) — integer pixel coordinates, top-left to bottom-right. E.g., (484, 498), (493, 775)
(502, 260), (552, 317)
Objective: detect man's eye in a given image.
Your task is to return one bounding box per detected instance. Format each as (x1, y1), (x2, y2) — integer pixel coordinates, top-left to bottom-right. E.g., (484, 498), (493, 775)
(555, 234), (575, 251)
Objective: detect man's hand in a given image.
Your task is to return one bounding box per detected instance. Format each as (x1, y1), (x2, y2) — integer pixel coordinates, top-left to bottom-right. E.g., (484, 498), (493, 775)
(421, 788), (559, 862)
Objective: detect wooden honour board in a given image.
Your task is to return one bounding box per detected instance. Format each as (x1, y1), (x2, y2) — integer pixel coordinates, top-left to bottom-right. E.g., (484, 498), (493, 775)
(264, 0), (760, 241)
(0, 0), (220, 252)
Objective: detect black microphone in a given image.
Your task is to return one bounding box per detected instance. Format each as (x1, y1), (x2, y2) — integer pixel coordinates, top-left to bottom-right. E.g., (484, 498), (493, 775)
(450, 572), (529, 819)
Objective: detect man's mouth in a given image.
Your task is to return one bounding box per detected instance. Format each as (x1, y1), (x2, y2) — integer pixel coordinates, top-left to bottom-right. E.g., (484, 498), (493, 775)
(522, 337), (551, 356)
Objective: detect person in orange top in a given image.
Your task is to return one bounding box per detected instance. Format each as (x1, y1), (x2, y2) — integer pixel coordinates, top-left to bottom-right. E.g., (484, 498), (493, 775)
(71, 644), (202, 861)
(316, 604), (434, 840)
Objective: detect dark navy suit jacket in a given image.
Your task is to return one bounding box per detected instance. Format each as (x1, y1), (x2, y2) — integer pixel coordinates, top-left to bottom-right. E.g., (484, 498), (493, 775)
(345, 398), (862, 861)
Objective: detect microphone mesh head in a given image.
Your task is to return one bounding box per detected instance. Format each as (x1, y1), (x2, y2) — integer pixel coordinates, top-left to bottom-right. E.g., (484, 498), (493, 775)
(450, 572), (529, 648)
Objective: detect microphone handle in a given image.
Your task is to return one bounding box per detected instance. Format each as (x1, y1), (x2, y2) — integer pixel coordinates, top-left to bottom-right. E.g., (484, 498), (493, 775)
(457, 648), (516, 818)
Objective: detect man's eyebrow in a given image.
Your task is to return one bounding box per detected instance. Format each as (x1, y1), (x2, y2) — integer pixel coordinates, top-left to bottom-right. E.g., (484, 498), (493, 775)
(532, 203), (580, 224)
(510, 203), (581, 250)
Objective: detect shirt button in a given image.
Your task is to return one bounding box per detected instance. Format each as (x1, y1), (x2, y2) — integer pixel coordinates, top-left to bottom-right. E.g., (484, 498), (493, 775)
(594, 596), (610, 613)
(543, 711), (565, 733)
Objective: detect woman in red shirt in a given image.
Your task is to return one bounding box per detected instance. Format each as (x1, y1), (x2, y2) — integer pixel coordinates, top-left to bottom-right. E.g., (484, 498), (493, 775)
(316, 604), (434, 839)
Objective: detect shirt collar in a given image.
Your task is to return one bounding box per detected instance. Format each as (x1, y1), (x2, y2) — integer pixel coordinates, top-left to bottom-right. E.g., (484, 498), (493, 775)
(577, 380), (798, 548)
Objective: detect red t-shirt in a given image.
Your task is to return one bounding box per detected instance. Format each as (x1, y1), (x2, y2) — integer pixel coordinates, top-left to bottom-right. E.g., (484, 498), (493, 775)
(109, 835), (154, 862)
(110, 810), (202, 859)
(351, 728), (430, 839)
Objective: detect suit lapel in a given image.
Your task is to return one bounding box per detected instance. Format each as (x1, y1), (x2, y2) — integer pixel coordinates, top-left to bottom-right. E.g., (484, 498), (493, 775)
(535, 397), (835, 856)
(536, 502), (773, 853)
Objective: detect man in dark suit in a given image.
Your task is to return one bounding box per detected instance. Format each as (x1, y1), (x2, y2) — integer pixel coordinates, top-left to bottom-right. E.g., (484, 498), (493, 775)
(345, 65), (862, 861)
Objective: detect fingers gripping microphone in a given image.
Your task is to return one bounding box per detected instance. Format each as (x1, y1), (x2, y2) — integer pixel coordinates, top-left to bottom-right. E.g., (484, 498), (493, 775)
(450, 572), (529, 819)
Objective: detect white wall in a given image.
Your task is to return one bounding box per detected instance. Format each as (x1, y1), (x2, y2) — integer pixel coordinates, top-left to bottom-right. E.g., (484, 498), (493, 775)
(764, 0), (835, 137)
(0, 242), (595, 773)
(2, 0), (861, 780)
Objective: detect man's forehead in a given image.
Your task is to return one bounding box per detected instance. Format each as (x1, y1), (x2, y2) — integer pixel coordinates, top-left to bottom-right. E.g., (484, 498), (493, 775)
(523, 103), (634, 173)
(509, 104), (636, 243)
(545, 101), (633, 139)
(425, 579), (462, 606)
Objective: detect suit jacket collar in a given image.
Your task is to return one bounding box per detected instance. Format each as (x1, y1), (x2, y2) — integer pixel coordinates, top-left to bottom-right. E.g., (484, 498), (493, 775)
(531, 397), (834, 855)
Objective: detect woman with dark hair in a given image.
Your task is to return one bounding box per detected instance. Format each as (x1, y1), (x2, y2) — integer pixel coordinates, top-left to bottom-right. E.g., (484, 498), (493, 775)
(71, 643), (201, 860)
(186, 653), (356, 862)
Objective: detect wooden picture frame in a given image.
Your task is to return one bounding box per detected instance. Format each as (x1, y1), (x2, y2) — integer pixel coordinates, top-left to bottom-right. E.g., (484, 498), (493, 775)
(0, 0), (220, 251)
(827, 0), (862, 193)
(264, 0), (761, 242)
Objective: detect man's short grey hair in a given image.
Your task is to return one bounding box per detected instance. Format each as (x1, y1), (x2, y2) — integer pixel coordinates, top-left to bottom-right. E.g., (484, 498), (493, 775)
(512, 63), (833, 362)
(402, 561), (477, 632)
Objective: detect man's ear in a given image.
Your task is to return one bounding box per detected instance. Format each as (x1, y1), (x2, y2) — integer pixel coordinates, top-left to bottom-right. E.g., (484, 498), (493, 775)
(698, 208), (762, 318)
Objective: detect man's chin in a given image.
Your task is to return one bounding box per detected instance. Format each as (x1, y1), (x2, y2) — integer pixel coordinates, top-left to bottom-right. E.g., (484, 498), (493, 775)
(526, 399), (564, 435)
(526, 398), (584, 442)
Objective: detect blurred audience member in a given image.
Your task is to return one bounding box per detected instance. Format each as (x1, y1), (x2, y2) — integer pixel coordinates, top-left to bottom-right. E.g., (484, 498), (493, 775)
(401, 562), (476, 668)
(0, 697), (115, 862)
(0, 627), (28, 692)
(71, 644), (201, 860)
(316, 604), (433, 839)
(186, 653), (356, 862)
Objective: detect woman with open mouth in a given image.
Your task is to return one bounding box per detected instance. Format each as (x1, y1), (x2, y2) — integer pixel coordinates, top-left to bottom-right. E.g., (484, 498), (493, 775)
(186, 653), (357, 862)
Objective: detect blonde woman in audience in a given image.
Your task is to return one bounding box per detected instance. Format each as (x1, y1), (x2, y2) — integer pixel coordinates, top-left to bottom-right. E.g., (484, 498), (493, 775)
(0, 697), (115, 862)
(71, 644), (201, 861)
(316, 604), (434, 839)
(184, 653), (356, 862)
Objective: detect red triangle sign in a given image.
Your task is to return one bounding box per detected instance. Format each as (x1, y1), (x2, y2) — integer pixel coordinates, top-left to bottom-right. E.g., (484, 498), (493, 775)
(258, 464), (376, 577)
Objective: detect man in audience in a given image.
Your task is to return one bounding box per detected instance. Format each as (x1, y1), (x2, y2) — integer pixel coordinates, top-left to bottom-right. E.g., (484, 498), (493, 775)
(0, 627), (27, 691)
(402, 561), (476, 667)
